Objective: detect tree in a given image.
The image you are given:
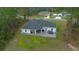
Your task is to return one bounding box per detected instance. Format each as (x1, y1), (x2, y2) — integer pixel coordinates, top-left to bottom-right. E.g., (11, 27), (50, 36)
(0, 7), (23, 50)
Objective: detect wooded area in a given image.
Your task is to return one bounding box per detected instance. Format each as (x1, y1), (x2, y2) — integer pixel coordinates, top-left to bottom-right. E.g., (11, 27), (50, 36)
(0, 7), (79, 50)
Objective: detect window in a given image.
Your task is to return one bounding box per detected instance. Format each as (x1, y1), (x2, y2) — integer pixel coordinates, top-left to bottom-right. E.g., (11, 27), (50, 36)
(51, 28), (53, 31)
(36, 30), (41, 33)
(25, 29), (27, 32)
(30, 30), (35, 34)
(42, 29), (44, 32)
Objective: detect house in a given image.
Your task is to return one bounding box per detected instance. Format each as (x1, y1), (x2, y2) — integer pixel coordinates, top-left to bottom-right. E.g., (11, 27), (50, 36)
(53, 13), (58, 16)
(38, 11), (50, 19)
(54, 16), (62, 20)
(58, 13), (63, 16)
(53, 13), (62, 16)
(21, 19), (56, 37)
(57, 12), (71, 17)
(53, 12), (71, 17)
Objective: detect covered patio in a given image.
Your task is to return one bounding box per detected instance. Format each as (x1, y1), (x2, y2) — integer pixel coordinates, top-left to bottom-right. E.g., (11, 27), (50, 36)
(29, 29), (56, 37)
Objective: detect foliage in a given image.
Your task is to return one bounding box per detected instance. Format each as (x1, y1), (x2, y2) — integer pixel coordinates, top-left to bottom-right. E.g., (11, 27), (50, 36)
(0, 8), (23, 50)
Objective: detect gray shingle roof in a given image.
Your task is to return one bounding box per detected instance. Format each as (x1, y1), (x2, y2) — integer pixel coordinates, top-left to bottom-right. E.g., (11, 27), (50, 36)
(38, 11), (50, 16)
(22, 19), (56, 30)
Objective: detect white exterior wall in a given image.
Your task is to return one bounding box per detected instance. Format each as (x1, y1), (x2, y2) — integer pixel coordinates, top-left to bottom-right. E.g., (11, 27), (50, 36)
(54, 16), (62, 20)
(58, 13), (63, 16)
(42, 27), (56, 32)
(21, 29), (31, 34)
(44, 15), (50, 19)
(53, 13), (57, 16)
(26, 29), (31, 34)
(53, 28), (56, 33)
(47, 27), (52, 31)
(21, 29), (25, 33)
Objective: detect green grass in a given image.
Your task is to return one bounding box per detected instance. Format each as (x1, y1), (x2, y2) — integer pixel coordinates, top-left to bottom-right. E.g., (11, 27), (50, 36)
(16, 20), (67, 50)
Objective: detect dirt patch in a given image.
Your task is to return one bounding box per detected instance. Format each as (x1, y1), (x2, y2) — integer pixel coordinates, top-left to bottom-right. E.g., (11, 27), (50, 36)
(67, 27), (79, 50)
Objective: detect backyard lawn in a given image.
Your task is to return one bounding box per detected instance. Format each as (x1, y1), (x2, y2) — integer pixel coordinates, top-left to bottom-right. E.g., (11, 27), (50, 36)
(16, 20), (67, 50)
